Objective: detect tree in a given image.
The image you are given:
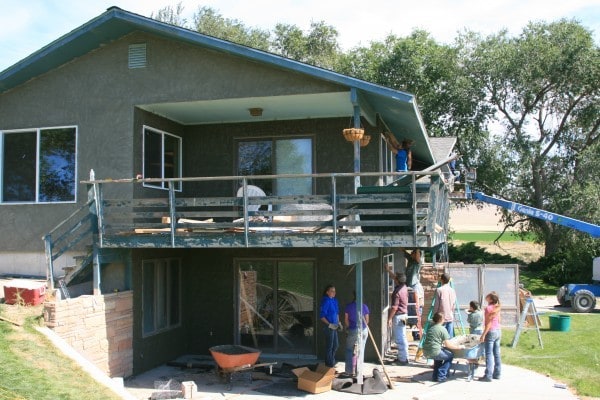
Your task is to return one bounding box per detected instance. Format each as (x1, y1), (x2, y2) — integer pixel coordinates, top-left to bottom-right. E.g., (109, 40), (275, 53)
(151, 4), (341, 68)
(462, 20), (599, 255)
(151, 2), (189, 27)
(191, 6), (271, 51)
(339, 31), (493, 171)
(272, 21), (340, 69)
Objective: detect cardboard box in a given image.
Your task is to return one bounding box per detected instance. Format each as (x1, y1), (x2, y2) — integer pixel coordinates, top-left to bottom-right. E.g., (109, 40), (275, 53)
(3, 280), (46, 306)
(292, 364), (336, 394)
(181, 381), (197, 399)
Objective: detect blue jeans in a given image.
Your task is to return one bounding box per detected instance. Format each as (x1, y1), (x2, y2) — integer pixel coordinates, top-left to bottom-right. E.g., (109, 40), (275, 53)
(345, 328), (368, 374)
(324, 326), (339, 367)
(392, 314), (408, 362)
(443, 321), (454, 338)
(431, 348), (454, 381)
(483, 329), (501, 379)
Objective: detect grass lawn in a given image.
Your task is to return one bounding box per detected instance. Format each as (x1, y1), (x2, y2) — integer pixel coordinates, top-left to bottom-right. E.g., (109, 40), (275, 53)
(0, 312), (121, 400)
(519, 268), (558, 296)
(450, 231), (535, 242)
(450, 231), (600, 396)
(502, 312), (600, 397)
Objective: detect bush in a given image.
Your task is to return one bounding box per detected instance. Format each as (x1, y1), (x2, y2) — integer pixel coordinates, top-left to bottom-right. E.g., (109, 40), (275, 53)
(529, 246), (599, 286)
(448, 242), (524, 264)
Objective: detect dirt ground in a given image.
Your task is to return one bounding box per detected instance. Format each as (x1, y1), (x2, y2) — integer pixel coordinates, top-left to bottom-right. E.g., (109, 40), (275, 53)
(0, 302), (44, 326)
(452, 239), (545, 264)
(449, 203), (545, 263)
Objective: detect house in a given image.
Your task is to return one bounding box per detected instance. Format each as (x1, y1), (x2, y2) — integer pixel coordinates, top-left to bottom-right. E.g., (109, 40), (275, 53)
(0, 7), (455, 378)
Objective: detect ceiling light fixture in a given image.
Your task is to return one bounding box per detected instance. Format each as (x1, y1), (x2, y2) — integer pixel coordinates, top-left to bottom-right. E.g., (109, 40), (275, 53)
(248, 107), (263, 117)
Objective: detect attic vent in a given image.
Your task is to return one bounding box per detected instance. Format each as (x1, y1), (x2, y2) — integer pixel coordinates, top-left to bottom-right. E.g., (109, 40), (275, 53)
(128, 43), (147, 69)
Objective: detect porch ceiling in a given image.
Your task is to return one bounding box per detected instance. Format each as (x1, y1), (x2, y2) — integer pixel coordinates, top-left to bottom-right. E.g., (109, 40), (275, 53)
(139, 90), (435, 164)
(138, 92), (352, 125)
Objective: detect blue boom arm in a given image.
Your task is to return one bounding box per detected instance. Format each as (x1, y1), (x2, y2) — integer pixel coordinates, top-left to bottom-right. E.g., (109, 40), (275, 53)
(472, 192), (600, 238)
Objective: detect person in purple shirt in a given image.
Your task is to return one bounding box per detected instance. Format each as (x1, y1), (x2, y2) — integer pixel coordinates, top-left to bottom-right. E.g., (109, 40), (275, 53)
(320, 284), (341, 368)
(344, 293), (370, 375)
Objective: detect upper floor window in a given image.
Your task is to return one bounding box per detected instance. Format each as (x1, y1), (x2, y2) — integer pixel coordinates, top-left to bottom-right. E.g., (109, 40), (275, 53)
(1, 127), (77, 203)
(143, 126), (181, 191)
(381, 134), (395, 185)
(237, 136), (313, 195)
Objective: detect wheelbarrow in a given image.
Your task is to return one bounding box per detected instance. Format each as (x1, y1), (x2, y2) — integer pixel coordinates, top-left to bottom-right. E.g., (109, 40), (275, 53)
(446, 334), (484, 377)
(209, 345), (277, 390)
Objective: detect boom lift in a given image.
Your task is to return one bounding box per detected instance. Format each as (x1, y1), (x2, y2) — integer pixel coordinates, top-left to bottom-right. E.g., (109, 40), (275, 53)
(457, 175), (600, 312)
(470, 192), (600, 239)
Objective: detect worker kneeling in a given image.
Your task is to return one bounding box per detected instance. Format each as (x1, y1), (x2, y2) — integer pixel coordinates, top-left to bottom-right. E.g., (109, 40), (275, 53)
(422, 312), (465, 382)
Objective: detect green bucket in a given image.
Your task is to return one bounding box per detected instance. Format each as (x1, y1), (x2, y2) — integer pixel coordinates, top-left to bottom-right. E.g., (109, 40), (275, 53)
(549, 314), (571, 332)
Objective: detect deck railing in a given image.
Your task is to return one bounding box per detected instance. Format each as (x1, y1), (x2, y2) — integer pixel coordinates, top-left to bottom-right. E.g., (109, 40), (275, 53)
(82, 171), (451, 249)
(42, 171), (451, 288)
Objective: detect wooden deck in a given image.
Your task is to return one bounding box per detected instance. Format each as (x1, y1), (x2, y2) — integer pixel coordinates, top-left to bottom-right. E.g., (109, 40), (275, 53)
(90, 173), (451, 249)
(42, 172), (452, 289)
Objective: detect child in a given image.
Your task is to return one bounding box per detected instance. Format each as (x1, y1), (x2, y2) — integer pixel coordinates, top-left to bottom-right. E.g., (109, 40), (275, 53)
(479, 292), (502, 382)
(466, 300), (483, 381)
(467, 301), (483, 334)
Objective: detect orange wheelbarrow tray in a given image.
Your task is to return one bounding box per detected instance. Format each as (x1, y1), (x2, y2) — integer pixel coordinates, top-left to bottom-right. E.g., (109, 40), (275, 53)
(209, 345), (277, 389)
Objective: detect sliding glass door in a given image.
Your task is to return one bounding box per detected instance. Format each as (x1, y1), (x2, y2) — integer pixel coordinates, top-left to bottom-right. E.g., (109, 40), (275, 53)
(237, 259), (315, 354)
(237, 137), (313, 195)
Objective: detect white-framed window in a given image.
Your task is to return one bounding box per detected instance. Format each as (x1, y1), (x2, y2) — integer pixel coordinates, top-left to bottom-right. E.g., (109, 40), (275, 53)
(380, 134), (395, 185)
(143, 126), (182, 191)
(1, 126), (77, 204)
(142, 258), (182, 337)
(382, 253), (394, 309)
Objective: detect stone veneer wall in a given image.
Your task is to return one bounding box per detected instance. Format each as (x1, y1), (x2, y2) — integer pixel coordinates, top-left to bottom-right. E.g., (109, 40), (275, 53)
(420, 263), (446, 316)
(43, 291), (133, 378)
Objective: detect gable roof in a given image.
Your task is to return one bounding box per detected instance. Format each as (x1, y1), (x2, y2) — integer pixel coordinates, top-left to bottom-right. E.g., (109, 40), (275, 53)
(0, 6), (435, 164)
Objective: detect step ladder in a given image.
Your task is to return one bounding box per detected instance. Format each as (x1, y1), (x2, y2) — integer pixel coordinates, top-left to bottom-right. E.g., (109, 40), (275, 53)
(511, 297), (543, 348)
(58, 278), (71, 299)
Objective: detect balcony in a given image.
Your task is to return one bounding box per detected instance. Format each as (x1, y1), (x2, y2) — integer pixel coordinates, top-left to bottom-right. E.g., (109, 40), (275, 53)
(85, 171), (450, 250)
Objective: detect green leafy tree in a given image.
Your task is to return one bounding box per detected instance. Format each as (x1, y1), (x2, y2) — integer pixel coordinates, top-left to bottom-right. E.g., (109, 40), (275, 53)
(151, 4), (341, 68)
(462, 20), (599, 255)
(151, 2), (189, 27)
(191, 6), (271, 50)
(339, 31), (493, 170)
(272, 21), (340, 69)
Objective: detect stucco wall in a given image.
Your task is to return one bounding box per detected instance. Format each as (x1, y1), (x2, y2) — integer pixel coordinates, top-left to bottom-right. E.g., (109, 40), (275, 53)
(43, 291), (133, 378)
(0, 29), (357, 275)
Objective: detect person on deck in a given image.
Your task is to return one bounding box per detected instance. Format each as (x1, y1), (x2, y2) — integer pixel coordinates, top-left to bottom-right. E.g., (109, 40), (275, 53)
(386, 138), (415, 172)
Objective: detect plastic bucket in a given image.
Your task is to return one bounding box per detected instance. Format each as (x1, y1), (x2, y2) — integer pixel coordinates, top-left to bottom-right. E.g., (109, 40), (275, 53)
(549, 314), (571, 332)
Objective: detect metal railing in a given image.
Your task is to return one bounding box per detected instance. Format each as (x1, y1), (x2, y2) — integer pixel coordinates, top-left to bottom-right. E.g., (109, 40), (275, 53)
(82, 171), (451, 249)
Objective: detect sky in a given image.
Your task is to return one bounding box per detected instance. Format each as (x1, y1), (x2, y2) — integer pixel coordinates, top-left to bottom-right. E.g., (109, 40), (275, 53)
(0, 0), (599, 72)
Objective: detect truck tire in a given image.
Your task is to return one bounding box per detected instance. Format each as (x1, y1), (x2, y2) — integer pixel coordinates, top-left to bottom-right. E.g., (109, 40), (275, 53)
(556, 286), (570, 307)
(572, 290), (596, 313)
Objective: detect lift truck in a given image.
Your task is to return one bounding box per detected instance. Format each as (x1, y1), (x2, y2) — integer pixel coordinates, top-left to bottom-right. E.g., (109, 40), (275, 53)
(461, 187), (600, 312)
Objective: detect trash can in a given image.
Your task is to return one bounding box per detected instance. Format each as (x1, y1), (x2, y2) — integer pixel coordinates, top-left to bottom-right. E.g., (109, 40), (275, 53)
(549, 314), (571, 332)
